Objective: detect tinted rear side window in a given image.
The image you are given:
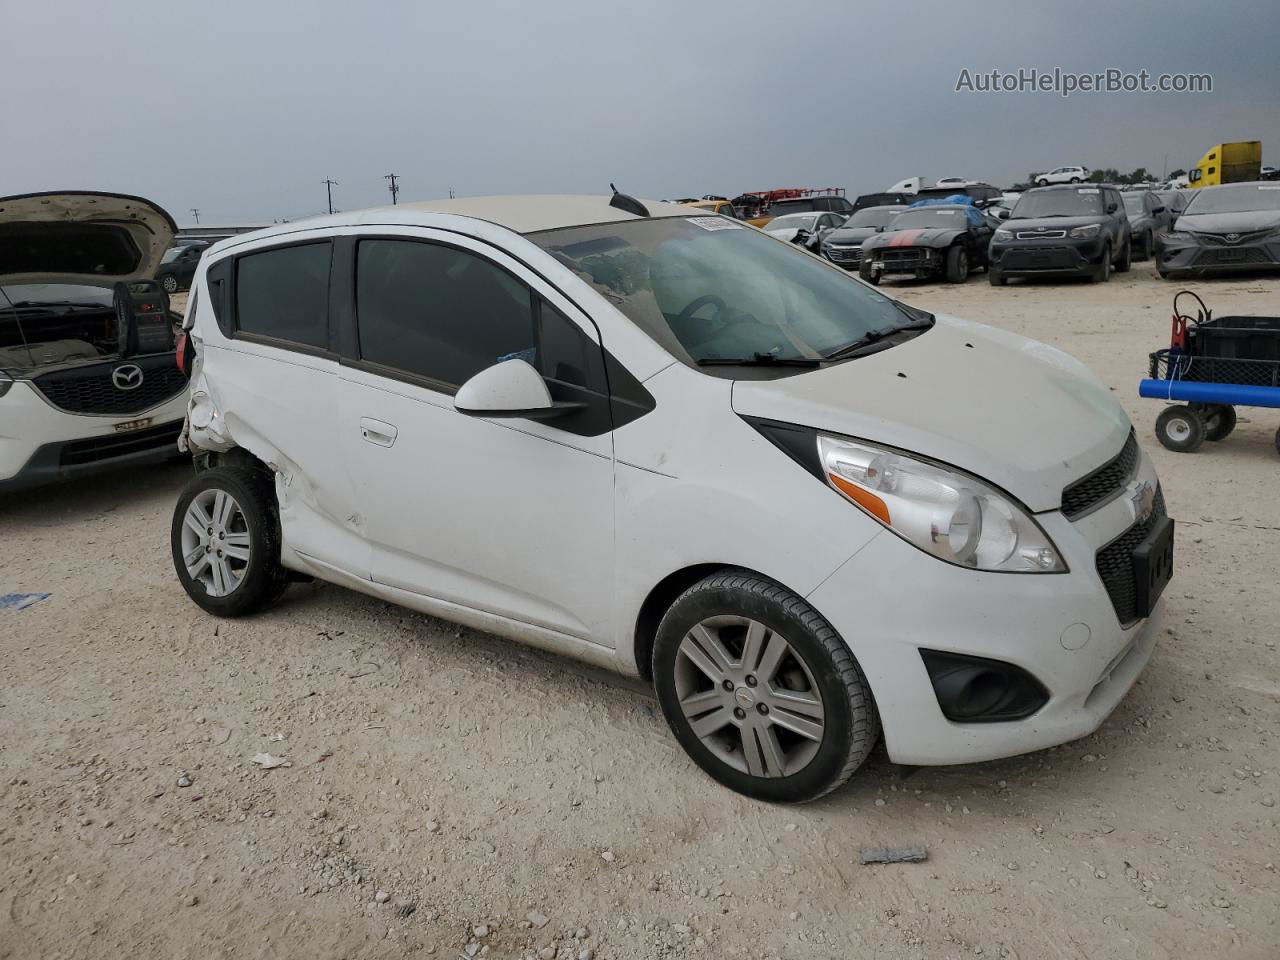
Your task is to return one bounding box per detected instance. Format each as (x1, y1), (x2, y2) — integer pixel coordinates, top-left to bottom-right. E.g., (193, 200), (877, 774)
(355, 239), (535, 388)
(235, 242), (331, 349)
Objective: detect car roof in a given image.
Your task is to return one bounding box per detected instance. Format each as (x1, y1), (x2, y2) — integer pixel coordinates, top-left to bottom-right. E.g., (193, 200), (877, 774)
(220, 195), (696, 243)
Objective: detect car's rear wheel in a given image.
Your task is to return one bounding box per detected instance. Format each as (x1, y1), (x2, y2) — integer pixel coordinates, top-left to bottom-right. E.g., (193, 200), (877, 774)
(944, 246), (969, 283)
(653, 571), (879, 803)
(160, 274), (179, 293)
(858, 261), (880, 285)
(171, 466), (289, 616)
(1155, 405), (1205, 453)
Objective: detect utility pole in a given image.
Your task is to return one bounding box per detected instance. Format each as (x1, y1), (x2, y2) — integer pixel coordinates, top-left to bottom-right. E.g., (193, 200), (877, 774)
(384, 173), (400, 205)
(190, 207), (200, 225)
(322, 179), (339, 215)
(448, 186), (455, 199)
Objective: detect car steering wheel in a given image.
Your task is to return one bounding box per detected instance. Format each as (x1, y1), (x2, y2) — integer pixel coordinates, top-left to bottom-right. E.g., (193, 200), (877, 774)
(676, 294), (728, 324)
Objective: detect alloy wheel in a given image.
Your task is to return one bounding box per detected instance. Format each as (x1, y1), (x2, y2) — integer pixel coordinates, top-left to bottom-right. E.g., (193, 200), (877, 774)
(180, 488), (251, 597)
(674, 616), (826, 778)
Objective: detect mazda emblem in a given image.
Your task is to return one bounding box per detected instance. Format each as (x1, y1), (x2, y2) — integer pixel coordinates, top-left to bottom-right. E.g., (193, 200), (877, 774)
(1224, 233), (1241, 243)
(112, 364), (144, 391)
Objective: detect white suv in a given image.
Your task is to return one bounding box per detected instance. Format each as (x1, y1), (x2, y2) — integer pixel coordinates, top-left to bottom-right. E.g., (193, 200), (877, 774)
(1036, 166), (1090, 186)
(172, 194), (1171, 802)
(1, 192), (189, 492)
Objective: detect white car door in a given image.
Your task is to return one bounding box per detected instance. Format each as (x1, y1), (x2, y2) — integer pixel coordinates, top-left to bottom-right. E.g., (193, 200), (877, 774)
(335, 229), (617, 643)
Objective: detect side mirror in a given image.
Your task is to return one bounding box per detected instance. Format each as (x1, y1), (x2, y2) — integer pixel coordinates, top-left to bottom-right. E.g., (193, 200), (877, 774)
(996, 208), (1011, 220)
(1106, 203), (1118, 214)
(1152, 205), (1165, 214)
(454, 359), (571, 420)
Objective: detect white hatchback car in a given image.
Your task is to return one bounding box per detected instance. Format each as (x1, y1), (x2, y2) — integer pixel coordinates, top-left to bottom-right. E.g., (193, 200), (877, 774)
(172, 194), (1172, 802)
(1, 192), (189, 491)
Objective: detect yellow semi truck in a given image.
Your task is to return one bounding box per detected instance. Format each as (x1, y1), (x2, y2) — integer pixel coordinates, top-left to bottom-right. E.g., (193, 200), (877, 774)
(1187, 141), (1262, 188)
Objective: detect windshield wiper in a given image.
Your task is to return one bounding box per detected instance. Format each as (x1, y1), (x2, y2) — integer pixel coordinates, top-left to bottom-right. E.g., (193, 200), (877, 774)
(697, 352), (826, 367)
(824, 318), (934, 361)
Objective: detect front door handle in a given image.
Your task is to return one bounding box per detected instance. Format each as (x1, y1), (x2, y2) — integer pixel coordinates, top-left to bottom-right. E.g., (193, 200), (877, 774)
(360, 417), (398, 447)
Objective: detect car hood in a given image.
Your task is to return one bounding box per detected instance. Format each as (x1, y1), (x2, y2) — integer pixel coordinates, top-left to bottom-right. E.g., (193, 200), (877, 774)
(764, 227), (805, 242)
(864, 226), (964, 249)
(1175, 210), (1280, 234)
(731, 316), (1131, 512)
(0, 191), (177, 287)
(824, 226), (879, 244)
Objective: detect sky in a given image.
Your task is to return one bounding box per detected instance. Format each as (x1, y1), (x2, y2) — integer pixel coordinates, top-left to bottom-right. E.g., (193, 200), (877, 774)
(4, 0), (1278, 227)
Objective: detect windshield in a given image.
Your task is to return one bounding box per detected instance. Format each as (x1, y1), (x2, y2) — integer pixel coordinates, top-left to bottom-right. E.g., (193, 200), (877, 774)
(765, 214), (819, 231)
(527, 217), (906, 368)
(1122, 194), (1145, 215)
(0, 283), (113, 306)
(888, 207), (969, 229)
(768, 200), (816, 216)
(1183, 184), (1280, 215)
(1011, 188), (1104, 218)
(842, 207), (901, 229)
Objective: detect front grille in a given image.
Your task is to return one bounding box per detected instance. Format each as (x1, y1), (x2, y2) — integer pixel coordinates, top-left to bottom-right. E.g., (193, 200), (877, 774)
(1000, 247), (1079, 269)
(1192, 230), (1273, 246)
(59, 420), (183, 467)
(33, 358), (188, 415)
(827, 246), (863, 264)
(1061, 431), (1139, 518)
(1095, 486), (1166, 626)
(1015, 229), (1067, 239)
(1195, 247), (1276, 266)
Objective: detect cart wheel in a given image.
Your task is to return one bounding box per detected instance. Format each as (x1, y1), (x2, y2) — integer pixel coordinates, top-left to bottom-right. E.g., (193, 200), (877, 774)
(1155, 405), (1205, 453)
(1274, 426), (1280, 457)
(1194, 403), (1237, 442)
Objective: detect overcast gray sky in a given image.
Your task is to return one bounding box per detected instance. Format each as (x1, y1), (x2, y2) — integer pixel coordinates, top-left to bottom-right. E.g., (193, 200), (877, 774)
(4, 0), (1278, 226)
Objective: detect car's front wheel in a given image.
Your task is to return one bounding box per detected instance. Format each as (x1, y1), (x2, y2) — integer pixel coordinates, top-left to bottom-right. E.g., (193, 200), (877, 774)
(171, 465), (289, 616)
(653, 571), (879, 803)
(944, 246), (969, 283)
(1091, 243), (1112, 283)
(1115, 237), (1131, 273)
(858, 261), (880, 285)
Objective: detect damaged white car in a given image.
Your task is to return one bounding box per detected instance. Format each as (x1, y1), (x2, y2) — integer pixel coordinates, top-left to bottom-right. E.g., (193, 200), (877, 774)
(173, 194), (1169, 803)
(0, 192), (188, 491)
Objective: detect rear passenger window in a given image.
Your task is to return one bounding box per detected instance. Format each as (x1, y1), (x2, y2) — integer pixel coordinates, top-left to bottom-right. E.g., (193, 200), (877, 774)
(235, 242), (331, 349)
(356, 240), (537, 388)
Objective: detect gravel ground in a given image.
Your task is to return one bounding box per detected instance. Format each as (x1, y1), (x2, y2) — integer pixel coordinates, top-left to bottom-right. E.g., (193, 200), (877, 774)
(3, 263), (1279, 959)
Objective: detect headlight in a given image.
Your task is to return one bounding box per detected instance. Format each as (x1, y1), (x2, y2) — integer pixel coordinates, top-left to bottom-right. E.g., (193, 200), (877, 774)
(1069, 224), (1101, 239)
(1162, 231), (1194, 244)
(994, 228), (1014, 242)
(817, 435), (1066, 573)
(0, 371), (13, 399)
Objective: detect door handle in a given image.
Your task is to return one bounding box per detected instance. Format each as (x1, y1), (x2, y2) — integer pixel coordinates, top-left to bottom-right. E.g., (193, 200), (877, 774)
(360, 417), (398, 447)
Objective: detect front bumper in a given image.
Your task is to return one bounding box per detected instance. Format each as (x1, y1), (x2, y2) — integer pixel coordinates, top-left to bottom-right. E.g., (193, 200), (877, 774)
(0, 379), (188, 491)
(866, 247), (941, 278)
(808, 448), (1165, 766)
(1156, 234), (1280, 275)
(990, 236), (1106, 277)
(823, 244), (865, 269)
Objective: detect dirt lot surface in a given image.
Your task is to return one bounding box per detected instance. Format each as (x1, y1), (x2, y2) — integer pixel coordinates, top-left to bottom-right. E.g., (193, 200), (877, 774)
(4, 266), (1280, 960)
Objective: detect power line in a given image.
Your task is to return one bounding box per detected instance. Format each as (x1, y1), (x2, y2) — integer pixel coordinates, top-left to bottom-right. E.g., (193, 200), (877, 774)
(384, 173), (400, 205)
(322, 178), (339, 215)
(190, 207), (200, 225)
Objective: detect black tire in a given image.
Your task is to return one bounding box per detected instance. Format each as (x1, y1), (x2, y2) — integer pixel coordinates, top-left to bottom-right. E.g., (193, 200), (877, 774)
(1157, 266), (1179, 280)
(1194, 403), (1237, 441)
(171, 465), (289, 616)
(944, 245), (969, 283)
(988, 266), (1008, 286)
(1091, 244), (1112, 283)
(1155, 405), (1205, 453)
(1036, 179), (1049, 187)
(1115, 237), (1131, 273)
(160, 273), (179, 294)
(1069, 177), (1081, 184)
(859, 261), (880, 285)
(1137, 231), (1152, 261)
(1275, 426), (1280, 457)
(653, 570), (879, 803)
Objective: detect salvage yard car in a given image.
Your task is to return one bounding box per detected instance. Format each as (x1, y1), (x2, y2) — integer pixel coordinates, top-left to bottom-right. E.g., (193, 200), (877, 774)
(762, 211), (845, 251)
(820, 204), (902, 269)
(1155, 181), (1280, 279)
(0, 191), (189, 492)
(172, 194), (1172, 803)
(154, 240), (209, 293)
(989, 184), (1131, 285)
(1121, 191), (1170, 260)
(858, 200), (994, 284)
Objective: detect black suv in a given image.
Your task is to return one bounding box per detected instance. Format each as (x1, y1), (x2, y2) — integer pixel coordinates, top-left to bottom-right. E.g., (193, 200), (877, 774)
(988, 184), (1131, 284)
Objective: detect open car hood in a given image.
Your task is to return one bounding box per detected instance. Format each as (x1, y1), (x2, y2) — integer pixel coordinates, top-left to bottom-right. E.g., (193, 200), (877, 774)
(731, 316), (1132, 513)
(0, 191), (177, 288)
